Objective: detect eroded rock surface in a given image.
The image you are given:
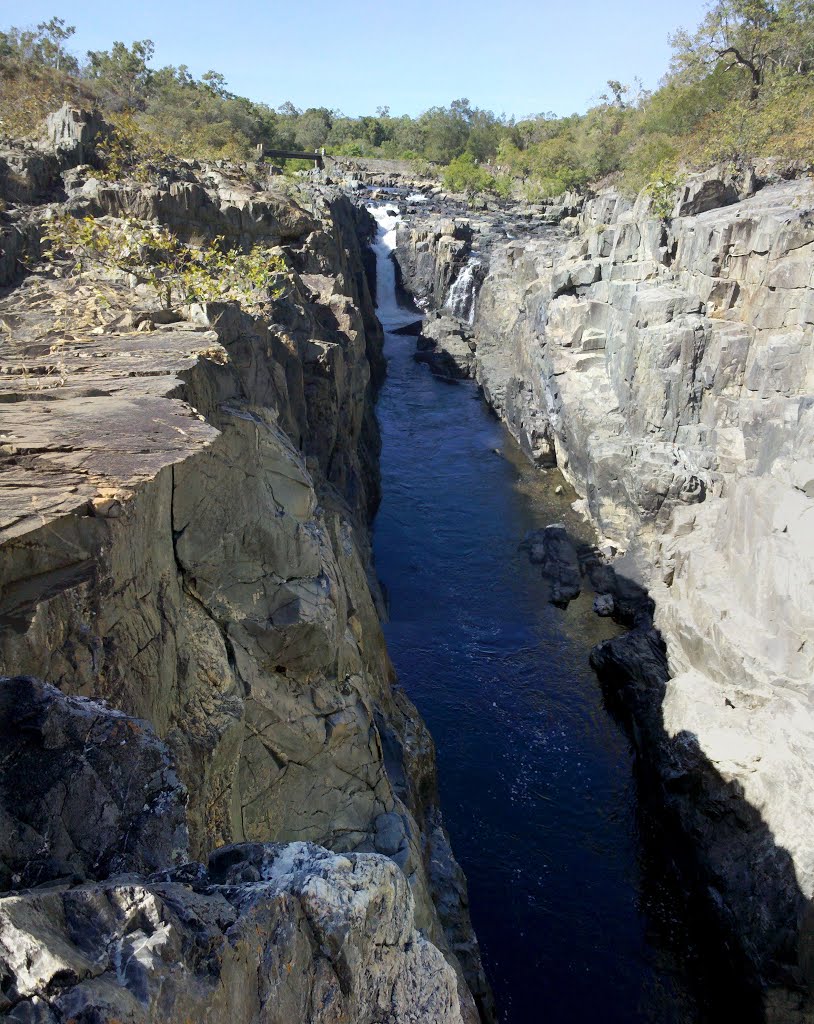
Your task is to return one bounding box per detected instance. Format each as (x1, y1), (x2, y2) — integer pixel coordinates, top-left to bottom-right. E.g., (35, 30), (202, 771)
(1, 841), (464, 1024)
(0, 676), (189, 891)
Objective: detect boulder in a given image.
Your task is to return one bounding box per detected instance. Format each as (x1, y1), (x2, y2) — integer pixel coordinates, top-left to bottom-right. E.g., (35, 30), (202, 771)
(520, 525), (582, 606)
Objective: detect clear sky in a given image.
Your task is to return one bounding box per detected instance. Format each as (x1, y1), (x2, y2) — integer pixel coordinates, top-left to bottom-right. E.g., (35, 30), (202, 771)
(1, 0), (712, 118)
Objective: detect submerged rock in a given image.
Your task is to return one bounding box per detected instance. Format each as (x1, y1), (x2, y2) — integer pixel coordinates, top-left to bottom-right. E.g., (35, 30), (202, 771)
(520, 525), (582, 606)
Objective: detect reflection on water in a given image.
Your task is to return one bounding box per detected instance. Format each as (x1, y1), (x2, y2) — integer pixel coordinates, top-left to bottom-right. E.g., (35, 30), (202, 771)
(370, 205), (748, 1022)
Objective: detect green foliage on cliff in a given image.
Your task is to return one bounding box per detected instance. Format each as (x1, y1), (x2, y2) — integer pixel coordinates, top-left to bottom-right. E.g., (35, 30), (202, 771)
(42, 213), (288, 310)
(2, 2), (814, 194)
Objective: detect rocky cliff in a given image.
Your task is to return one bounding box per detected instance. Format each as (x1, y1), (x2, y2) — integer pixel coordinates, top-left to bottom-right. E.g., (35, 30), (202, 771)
(0, 108), (489, 1023)
(396, 169), (814, 1018)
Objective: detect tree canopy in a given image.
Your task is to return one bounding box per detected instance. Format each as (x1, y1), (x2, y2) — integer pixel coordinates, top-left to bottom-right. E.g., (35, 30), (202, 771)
(1, 6), (813, 196)
(670, 0), (814, 98)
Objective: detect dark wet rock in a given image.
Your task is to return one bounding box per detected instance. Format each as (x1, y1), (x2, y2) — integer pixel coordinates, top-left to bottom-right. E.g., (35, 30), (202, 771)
(590, 626), (670, 702)
(520, 525), (581, 606)
(425, 812), (497, 1024)
(392, 318), (424, 335)
(414, 313), (476, 380)
(0, 676), (188, 891)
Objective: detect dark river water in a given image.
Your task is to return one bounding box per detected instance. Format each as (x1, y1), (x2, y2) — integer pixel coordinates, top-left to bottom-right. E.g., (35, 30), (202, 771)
(368, 205), (755, 1023)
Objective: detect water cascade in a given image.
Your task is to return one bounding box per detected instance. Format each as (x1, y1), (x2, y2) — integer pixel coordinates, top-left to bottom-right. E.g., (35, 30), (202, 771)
(368, 204), (419, 329)
(444, 255), (482, 324)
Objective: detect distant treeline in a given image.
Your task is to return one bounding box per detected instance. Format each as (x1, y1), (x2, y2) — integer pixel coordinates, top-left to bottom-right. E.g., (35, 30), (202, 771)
(2, 3), (814, 198)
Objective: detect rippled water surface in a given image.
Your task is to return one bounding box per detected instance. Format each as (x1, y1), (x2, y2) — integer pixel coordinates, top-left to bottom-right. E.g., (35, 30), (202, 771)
(369, 206), (748, 1023)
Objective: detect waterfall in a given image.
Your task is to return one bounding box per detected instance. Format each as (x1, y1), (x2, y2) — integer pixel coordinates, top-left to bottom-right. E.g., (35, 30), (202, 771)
(444, 256), (482, 325)
(368, 204), (419, 331)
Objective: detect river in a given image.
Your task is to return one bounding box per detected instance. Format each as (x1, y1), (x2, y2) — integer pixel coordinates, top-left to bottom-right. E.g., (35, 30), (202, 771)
(368, 202), (755, 1024)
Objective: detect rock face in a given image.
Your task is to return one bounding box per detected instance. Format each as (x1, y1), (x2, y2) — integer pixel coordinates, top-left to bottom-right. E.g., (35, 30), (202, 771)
(1, 839), (464, 1024)
(0, 681), (464, 1024)
(45, 103), (109, 168)
(0, 111), (487, 1023)
(395, 215), (473, 308)
(0, 677), (189, 892)
(395, 170), (814, 1013)
(0, 105), (115, 285)
(415, 312), (476, 380)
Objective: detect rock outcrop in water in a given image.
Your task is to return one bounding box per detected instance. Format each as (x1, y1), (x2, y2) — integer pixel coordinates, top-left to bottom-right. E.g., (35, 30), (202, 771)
(394, 167), (814, 1017)
(0, 108), (488, 1023)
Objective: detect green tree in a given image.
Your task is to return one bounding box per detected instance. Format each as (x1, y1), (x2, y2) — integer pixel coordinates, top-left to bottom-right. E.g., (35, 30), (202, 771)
(35, 17), (77, 71)
(465, 108), (505, 161)
(670, 0), (814, 100)
(201, 70), (232, 98)
(294, 107), (332, 150)
(86, 39), (155, 107)
(418, 102), (470, 163)
(0, 17), (78, 71)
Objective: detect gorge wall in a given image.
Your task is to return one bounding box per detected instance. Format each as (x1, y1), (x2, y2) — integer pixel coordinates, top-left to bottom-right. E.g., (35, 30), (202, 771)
(395, 170), (814, 1019)
(3, 104), (814, 1023)
(0, 110), (489, 1023)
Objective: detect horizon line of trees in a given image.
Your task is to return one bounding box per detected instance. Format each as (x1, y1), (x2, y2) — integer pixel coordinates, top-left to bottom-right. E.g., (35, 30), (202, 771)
(2, 3), (814, 198)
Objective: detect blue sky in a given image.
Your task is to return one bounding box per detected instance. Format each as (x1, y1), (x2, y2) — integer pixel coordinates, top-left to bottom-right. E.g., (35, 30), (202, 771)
(1, 0), (711, 118)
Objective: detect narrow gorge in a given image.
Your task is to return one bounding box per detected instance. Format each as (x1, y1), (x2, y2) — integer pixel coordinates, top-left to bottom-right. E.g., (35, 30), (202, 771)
(0, 100), (813, 1024)
(389, 166), (814, 1021)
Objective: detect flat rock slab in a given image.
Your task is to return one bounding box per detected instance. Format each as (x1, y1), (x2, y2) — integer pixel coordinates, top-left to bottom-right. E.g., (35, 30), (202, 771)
(1, 329), (223, 543)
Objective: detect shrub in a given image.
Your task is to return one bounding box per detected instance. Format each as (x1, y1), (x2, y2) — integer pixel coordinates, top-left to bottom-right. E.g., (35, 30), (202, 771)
(492, 174), (513, 198)
(442, 152), (495, 195)
(620, 134), (680, 196)
(642, 166), (681, 220)
(42, 213), (288, 310)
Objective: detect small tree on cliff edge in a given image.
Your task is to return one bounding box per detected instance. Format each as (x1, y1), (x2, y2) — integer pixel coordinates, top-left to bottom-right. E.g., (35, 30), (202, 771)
(670, 0), (814, 100)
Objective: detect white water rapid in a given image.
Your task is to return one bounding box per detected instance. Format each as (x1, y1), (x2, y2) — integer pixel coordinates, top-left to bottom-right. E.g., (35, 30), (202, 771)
(368, 204), (420, 331)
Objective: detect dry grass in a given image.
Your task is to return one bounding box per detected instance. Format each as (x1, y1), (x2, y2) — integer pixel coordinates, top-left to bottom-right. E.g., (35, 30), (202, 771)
(0, 62), (93, 140)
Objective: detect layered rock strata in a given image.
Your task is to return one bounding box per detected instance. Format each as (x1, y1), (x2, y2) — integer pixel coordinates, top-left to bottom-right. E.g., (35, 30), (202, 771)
(396, 170), (814, 1016)
(0, 109), (488, 1022)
